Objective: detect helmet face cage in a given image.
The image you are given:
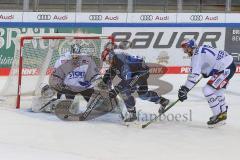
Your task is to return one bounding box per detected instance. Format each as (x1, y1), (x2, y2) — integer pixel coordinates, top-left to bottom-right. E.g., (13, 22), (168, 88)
(71, 44), (81, 55)
(70, 43), (81, 61)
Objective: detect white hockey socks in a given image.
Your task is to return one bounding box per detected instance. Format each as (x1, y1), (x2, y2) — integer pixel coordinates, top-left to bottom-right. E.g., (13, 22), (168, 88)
(203, 85), (225, 116)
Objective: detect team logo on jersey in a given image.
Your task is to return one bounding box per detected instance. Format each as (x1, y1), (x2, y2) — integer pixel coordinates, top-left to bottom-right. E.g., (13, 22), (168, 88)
(68, 71), (85, 79)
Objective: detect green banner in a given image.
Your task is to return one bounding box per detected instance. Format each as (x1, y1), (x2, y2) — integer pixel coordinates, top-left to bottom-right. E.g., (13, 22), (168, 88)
(0, 27), (101, 68)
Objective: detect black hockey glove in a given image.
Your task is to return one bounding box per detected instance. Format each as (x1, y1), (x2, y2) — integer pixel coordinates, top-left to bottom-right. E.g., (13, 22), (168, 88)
(178, 86), (190, 102)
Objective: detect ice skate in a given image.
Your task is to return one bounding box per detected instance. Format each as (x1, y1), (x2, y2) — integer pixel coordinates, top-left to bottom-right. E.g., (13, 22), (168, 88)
(123, 109), (137, 123)
(207, 111), (227, 128)
(158, 97), (170, 114)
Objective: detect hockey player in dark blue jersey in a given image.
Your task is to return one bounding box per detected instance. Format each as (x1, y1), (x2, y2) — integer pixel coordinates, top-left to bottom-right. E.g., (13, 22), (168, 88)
(100, 43), (169, 122)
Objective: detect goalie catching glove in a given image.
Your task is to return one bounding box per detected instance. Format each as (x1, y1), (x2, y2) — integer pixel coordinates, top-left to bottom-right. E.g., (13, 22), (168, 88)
(41, 84), (56, 98)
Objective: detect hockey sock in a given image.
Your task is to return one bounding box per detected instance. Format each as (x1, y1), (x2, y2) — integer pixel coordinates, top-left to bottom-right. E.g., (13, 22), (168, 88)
(215, 89), (228, 113)
(203, 85), (221, 116)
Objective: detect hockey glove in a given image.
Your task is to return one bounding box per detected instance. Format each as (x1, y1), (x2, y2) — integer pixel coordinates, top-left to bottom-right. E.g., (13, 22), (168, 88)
(97, 80), (109, 90)
(178, 86), (190, 102)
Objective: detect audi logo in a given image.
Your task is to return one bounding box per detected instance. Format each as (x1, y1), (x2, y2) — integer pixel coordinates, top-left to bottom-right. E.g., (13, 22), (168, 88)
(89, 15), (102, 21)
(37, 14), (51, 20)
(140, 15), (153, 21)
(190, 15), (203, 21)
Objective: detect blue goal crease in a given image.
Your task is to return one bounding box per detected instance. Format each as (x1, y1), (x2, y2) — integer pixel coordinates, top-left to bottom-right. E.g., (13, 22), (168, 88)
(0, 22), (240, 27)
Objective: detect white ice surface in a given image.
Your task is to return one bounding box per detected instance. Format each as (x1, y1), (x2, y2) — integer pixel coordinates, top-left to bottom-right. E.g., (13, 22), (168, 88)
(0, 75), (239, 160)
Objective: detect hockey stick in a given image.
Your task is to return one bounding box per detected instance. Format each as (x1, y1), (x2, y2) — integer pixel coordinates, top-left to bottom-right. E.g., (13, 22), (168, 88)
(142, 77), (203, 129)
(39, 98), (58, 112)
(79, 92), (102, 120)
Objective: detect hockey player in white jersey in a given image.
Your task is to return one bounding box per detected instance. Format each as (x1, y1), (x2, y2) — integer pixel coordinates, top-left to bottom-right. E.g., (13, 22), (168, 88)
(49, 43), (115, 120)
(49, 43), (98, 103)
(178, 39), (236, 127)
(31, 44), (94, 113)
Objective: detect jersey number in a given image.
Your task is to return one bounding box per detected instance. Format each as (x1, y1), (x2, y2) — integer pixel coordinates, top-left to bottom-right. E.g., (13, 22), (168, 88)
(201, 47), (215, 56)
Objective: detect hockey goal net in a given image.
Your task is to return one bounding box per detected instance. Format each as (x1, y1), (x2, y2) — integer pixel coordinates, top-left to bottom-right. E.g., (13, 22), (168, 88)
(0, 33), (114, 109)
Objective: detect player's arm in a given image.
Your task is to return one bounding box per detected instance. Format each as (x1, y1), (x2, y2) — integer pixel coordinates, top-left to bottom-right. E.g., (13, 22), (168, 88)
(184, 51), (202, 90)
(49, 66), (71, 94)
(178, 50), (202, 102)
(102, 66), (117, 84)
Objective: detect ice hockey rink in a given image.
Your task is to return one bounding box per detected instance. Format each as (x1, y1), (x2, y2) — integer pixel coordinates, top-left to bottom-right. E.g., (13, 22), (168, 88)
(0, 74), (239, 160)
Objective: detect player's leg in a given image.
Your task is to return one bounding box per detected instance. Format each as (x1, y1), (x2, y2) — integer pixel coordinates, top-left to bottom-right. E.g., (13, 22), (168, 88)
(215, 89), (228, 113)
(80, 88), (94, 102)
(116, 80), (137, 122)
(57, 92), (62, 99)
(65, 94), (75, 99)
(31, 84), (58, 113)
(202, 85), (227, 126)
(136, 73), (169, 113)
(203, 62), (236, 126)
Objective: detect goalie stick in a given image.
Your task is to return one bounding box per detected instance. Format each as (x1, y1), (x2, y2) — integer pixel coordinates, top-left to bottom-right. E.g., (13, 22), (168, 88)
(142, 77), (203, 129)
(39, 98), (58, 112)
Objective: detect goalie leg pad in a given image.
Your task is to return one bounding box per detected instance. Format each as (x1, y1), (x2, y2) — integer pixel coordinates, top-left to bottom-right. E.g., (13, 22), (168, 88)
(54, 99), (81, 121)
(31, 97), (59, 113)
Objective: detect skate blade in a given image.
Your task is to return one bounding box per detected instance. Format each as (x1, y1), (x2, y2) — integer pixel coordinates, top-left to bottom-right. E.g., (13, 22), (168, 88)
(208, 120), (226, 128)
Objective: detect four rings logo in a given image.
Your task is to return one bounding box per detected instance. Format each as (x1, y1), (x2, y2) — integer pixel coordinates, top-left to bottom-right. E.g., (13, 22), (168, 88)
(89, 15), (102, 21)
(37, 14), (51, 20)
(190, 15), (203, 21)
(140, 15), (153, 21)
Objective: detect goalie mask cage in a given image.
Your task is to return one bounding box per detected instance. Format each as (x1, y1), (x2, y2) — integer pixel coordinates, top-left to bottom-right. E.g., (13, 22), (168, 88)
(0, 33), (115, 109)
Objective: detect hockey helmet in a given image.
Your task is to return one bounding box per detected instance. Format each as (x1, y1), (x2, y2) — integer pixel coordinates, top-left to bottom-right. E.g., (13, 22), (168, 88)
(101, 48), (111, 61)
(180, 39), (197, 49)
